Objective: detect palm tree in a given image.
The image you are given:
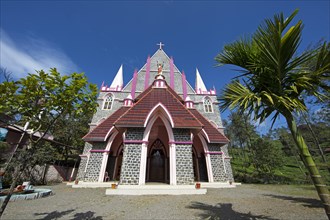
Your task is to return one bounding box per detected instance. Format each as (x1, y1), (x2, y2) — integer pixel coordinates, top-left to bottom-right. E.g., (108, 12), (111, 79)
(215, 9), (330, 218)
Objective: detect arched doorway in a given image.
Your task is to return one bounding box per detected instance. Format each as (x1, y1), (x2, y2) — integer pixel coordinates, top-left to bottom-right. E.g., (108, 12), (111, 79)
(192, 135), (209, 182)
(113, 147), (123, 180)
(147, 139), (166, 182)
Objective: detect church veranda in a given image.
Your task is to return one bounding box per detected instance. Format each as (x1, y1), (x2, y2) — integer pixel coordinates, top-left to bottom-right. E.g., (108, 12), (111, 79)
(76, 44), (234, 188)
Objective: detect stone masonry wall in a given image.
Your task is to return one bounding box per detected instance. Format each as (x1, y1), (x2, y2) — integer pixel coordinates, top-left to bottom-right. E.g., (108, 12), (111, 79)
(125, 128), (144, 140)
(76, 157), (88, 180)
(174, 129), (194, 185)
(208, 144), (228, 182)
(120, 144), (142, 185)
(84, 152), (103, 182)
(120, 128), (144, 185)
(222, 144), (234, 181)
(76, 142), (93, 180)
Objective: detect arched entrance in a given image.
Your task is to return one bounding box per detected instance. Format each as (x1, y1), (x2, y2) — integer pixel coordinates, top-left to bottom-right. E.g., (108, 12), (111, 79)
(140, 104), (175, 185)
(145, 117), (170, 184)
(192, 136), (209, 182)
(147, 139), (167, 182)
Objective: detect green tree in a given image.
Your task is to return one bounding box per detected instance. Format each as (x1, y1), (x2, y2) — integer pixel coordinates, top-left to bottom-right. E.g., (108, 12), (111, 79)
(215, 10), (330, 217)
(0, 68), (98, 217)
(250, 137), (284, 180)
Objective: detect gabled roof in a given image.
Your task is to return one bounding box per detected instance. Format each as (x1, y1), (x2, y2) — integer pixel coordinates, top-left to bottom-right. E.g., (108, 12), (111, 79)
(84, 80), (229, 144)
(83, 107), (129, 142)
(114, 82), (203, 129)
(189, 109), (229, 144)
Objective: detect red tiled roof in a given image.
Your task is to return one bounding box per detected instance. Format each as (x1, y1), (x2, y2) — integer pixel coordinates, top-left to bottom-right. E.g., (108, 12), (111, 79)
(189, 109), (229, 143)
(83, 107), (129, 141)
(84, 81), (229, 144)
(114, 84), (203, 129)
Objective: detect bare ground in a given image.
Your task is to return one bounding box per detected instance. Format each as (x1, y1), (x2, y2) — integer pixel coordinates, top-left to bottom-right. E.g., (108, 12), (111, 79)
(0, 183), (327, 220)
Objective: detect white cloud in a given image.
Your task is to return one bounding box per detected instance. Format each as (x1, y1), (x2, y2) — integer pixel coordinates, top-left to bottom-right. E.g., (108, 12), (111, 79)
(0, 29), (79, 78)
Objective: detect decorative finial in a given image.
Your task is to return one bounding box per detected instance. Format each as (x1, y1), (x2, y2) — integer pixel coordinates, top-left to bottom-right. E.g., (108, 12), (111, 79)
(157, 42), (164, 50)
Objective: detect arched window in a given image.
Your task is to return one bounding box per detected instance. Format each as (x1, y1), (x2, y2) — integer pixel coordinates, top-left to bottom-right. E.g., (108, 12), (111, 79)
(204, 97), (213, 113)
(103, 94), (113, 110)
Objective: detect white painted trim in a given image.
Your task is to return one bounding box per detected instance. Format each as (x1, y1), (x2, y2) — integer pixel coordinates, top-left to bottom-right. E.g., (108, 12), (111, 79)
(198, 133), (213, 183)
(143, 114), (174, 142)
(222, 153), (227, 174)
(202, 96), (214, 113)
(201, 129), (211, 143)
(104, 126), (115, 142)
(170, 143), (177, 185)
(102, 93), (114, 110)
(144, 103), (174, 128)
(139, 143), (148, 185)
(141, 107), (175, 185)
(84, 151), (91, 173)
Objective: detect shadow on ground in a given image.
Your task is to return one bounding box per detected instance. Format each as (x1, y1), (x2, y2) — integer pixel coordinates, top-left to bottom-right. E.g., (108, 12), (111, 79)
(34, 209), (103, 220)
(187, 202), (276, 220)
(264, 194), (323, 208)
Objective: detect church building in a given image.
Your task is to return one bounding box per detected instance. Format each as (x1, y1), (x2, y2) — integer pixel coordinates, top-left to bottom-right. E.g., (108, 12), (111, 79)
(77, 44), (234, 186)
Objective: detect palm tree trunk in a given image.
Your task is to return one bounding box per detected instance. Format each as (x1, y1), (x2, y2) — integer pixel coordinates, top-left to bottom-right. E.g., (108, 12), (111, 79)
(285, 114), (330, 219)
(302, 113), (327, 163)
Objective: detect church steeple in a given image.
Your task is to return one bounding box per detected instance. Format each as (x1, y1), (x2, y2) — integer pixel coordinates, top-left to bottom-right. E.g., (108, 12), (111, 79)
(195, 68), (207, 94)
(109, 65), (123, 91)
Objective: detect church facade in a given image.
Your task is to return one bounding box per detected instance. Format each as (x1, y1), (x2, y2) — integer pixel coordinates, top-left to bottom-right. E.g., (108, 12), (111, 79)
(77, 45), (234, 185)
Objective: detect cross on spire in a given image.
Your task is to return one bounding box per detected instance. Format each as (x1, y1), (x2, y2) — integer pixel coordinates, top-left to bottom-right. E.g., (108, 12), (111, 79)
(157, 42), (164, 50)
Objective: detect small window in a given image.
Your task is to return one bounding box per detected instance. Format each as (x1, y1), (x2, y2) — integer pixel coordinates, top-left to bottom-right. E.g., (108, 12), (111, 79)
(204, 98), (213, 113)
(103, 94), (113, 110)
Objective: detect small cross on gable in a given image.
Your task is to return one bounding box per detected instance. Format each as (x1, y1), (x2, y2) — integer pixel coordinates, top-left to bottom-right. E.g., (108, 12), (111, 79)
(157, 42), (164, 50)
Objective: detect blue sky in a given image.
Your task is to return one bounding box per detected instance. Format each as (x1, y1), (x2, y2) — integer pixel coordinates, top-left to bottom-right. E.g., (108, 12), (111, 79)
(1, 1), (329, 133)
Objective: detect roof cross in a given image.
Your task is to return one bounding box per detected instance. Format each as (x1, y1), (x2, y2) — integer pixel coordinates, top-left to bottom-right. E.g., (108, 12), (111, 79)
(157, 42), (164, 50)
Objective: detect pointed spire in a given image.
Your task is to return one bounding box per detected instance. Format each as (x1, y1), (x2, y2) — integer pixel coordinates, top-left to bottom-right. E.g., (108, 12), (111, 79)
(110, 65), (123, 91)
(195, 68), (207, 94)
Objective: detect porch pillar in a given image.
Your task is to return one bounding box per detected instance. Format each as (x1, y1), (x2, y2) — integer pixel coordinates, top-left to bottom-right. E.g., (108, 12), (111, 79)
(169, 143), (177, 185)
(139, 142), (148, 185)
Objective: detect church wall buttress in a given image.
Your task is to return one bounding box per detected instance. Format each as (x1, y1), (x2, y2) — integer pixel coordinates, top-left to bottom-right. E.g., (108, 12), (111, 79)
(78, 142), (106, 182)
(208, 144), (228, 182)
(173, 129), (194, 185)
(222, 144), (234, 182)
(120, 128), (143, 185)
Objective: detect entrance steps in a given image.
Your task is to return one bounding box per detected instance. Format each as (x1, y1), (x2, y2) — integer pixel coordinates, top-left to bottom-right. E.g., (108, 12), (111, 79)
(69, 181), (118, 188)
(106, 184), (207, 195)
(68, 181), (240, 195)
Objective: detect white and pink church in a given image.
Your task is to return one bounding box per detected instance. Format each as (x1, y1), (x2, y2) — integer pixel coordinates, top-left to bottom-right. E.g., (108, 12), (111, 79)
(76, 44), (233, 186)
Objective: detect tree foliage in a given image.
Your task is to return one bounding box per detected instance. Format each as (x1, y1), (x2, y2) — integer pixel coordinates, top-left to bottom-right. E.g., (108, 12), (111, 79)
(0, 68), (98, 217)
(215, 9), (330, 217)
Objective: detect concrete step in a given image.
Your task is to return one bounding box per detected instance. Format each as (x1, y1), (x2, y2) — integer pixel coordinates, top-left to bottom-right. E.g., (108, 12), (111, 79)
(71, 181), (118, 188)
(106, 185), (207, 195)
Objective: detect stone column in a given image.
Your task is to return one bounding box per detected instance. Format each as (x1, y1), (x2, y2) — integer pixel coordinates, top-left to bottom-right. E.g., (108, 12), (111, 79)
(79, 143), (106, 182)
(120, 128), (144, 185)
(84, 152), (104, 182)
(208, 144), (228, 182)
(173, 129), (194, 185)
